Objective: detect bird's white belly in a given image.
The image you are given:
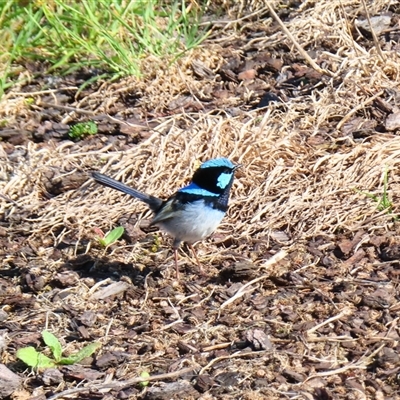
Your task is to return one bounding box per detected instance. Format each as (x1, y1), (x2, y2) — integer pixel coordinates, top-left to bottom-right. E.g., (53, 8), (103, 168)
(155, 200), (225, 243)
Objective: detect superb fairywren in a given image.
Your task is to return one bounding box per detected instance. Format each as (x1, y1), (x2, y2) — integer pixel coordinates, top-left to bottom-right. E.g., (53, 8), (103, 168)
(92, 158), (240, 279)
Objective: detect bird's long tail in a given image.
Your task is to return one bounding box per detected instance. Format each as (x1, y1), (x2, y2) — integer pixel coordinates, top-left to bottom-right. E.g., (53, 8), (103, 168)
(92, 172), (163, 212)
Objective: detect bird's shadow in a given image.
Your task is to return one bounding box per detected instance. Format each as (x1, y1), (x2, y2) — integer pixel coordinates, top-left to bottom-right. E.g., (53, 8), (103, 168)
(57, 250), (222, 289)
(50, 229), (237, 290)
(59, 253), (163, 289)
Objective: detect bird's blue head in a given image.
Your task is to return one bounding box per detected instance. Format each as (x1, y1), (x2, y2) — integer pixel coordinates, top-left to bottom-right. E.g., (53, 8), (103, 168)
(179, 158), (239, 200)
(199, 158), (236, 170)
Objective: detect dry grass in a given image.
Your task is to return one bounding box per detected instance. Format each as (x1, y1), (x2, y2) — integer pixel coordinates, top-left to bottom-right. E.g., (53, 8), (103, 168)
(2, 18), (400, 250)
(1, 0), (399, 278)
(3, 109), (400, 244)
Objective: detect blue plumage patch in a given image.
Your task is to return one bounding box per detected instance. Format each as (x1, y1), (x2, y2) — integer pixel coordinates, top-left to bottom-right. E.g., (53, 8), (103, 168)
(200, 158), (235, 169)
(178, 183), (219, 197)
(217, 172), (232, 189)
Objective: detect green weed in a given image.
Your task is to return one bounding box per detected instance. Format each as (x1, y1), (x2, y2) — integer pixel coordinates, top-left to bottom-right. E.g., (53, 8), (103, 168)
(95, 226), (125, 247)
(0, 0), (209, 97)
(150, 233), (161, 253)
(16, 330), (101, 370)
(356, 166), (396, 215)
(139, 371), (150, 387)
(68, 121), (98, 140)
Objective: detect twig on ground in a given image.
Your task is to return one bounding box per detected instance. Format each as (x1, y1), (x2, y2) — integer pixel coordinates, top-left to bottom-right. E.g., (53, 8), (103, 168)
(201, 342), (231, 352)
(219, 274), (267, 310)
(219, 250), (287, 310)
(303, 343), (385, 383)
(0, 193), (19, 206)
(156, 319), (184, 332)
(104, 317), (114, 342)
(199, 350), (270, 375)
(306, 307), (353, 335)
(360, 0), (386, 62)
(265, 3), (335, 77)
(37, 102), (96, 116)
(336, 90), (384, 130)
(13, 87), (78, 96)
(140, 272), (152, 310)
(200, 7), (269, 32)
(47, 366), (197, 400)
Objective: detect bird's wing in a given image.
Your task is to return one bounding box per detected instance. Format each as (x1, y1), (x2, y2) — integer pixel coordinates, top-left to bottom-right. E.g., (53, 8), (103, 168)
(150, 198), (180, 225)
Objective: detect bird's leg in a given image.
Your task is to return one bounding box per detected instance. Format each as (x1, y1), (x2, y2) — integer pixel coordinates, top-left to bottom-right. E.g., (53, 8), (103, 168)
(174, 248), (179, 280)
(172, 239), (181, 280)
(188, 244), (205, 275)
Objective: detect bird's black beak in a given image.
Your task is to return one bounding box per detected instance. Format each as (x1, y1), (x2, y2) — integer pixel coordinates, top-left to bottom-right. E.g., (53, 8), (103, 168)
(233, 164), (242, 171)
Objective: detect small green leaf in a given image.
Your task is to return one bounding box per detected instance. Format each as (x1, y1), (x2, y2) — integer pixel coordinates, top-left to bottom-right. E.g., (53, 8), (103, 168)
(59, 342), (101, 365)
(68, 121), (98, 140)
(139, 371), (150, 387)
(16, 347), (56, 369)
(102, 226), (125, 247)
(97, 238), (107, 247)
(42, 331), (63, 362)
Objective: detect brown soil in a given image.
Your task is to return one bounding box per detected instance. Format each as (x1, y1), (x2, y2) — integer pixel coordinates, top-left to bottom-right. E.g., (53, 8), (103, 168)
(1, 1), (400, 399)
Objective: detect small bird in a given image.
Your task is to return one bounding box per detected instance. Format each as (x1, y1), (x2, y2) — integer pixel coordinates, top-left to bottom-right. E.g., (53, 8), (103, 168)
(92, 158), (240, 278)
